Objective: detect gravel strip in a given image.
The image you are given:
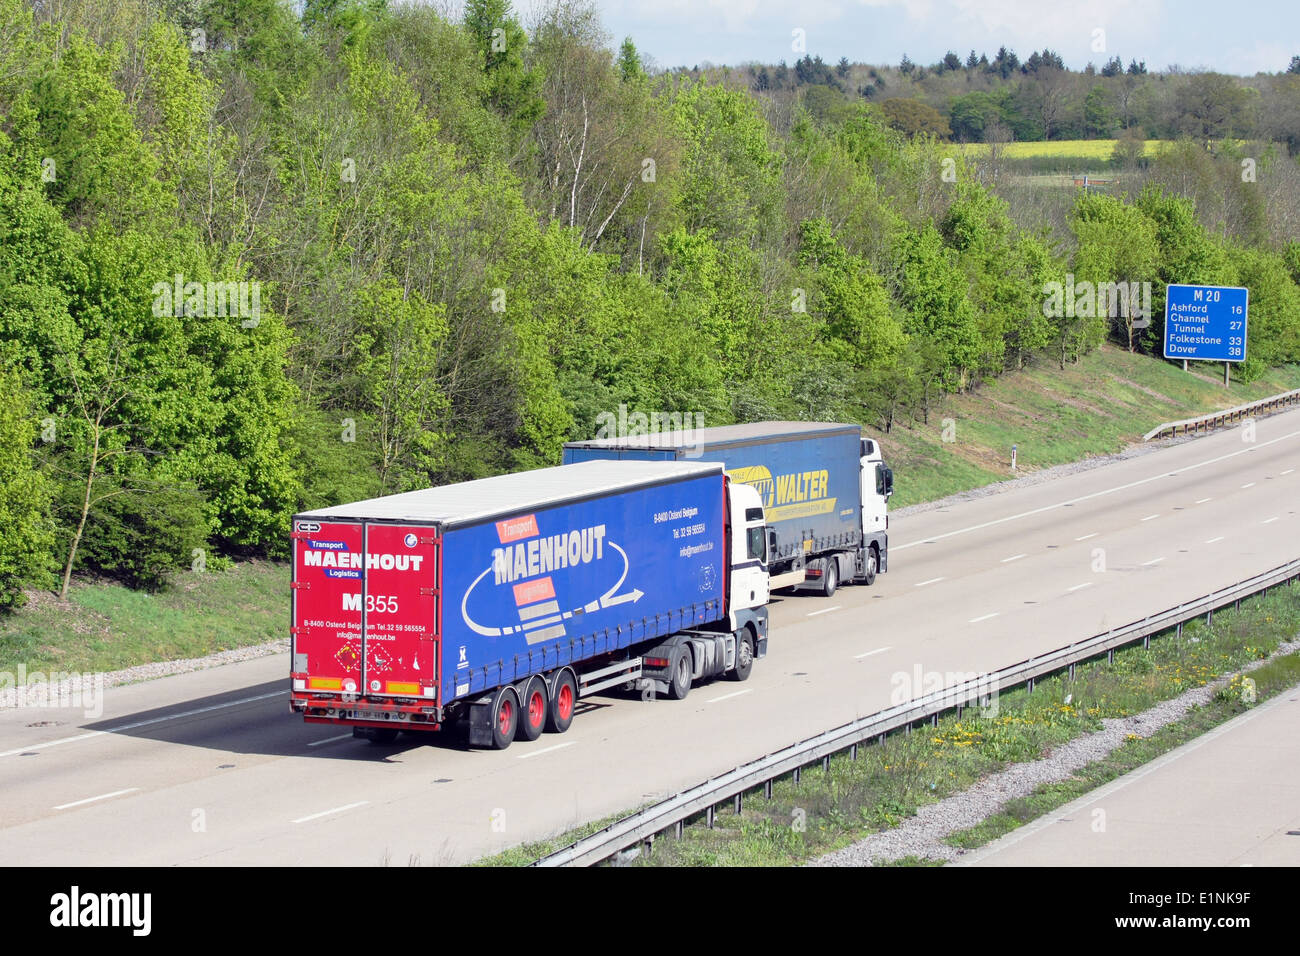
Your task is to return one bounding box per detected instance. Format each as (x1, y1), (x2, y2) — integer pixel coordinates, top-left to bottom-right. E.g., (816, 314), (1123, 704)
(0, 638), (289, 709)
(811, 638), (1300, 867)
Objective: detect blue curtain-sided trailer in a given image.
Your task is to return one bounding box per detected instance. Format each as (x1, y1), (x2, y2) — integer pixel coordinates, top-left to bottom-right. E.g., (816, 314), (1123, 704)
(564, 421), (892, 596)
(291, 460), (770, 749)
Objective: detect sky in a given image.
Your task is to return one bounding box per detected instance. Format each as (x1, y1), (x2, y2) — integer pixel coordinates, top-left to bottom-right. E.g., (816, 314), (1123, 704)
(544, 0), (1299, 76)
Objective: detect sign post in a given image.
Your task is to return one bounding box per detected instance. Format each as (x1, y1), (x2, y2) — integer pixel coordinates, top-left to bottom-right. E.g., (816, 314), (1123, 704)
(1162, 284), (1248, 386)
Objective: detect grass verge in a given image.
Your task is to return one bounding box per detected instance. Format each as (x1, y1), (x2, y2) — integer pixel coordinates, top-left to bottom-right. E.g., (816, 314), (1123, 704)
(0, 559), (286, 679)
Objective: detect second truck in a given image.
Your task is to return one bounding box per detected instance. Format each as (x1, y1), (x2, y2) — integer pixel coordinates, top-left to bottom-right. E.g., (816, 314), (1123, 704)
(563, 421), (892, 596)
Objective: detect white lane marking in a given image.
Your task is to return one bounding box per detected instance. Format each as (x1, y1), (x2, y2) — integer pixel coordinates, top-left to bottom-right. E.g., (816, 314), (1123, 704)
(1241, 482), (1256, 489)
(0, 690), (286, 759)
(517, 741), (577, 759)
(807, 605), (841, 617)
(1140, 513), (1160, 521)
(1195, 497), (1213, 504)
(855, 646), (892, 660)
(914, 577), (945, 587)
(1261, 516), (1279, 524)
(1, 731), (103, 759)
(1205, 536), (1225, 544)
(1283, 469), (1295, 475)
(969, 612), (1000, 623)
(1000, 554), (1027, 563)
(292, 801), (369, 824)
(892, 428), (1300, 552)
(1141, 557), (1165, 566)
(707, 689), (754, 705)
(1067, 582), (1093, 592)
(307, 733), (353, 748)
(1075, 533), (1098, 541)
(54, 788), (139, 810)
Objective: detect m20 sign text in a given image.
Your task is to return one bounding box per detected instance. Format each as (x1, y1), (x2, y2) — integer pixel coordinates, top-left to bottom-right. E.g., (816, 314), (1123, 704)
(1163, 284), (1248, 363)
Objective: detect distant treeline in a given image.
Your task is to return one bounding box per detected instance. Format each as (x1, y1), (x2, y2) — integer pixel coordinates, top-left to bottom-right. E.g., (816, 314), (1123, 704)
(733, 48), (1300, 148)
(1, 0), (1299, 607)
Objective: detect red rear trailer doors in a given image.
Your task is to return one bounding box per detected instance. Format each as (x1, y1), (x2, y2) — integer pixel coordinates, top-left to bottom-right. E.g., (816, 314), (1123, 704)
(292, 521), (441, 703)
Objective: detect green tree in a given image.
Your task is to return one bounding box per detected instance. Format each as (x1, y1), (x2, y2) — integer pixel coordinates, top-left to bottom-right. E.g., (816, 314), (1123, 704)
(895, 223), (981, 390)
(616, 37), (643, 82)
(1070, 192), (1160, 352)
(1227, 247), (1300, 379)
(880, 98), (953, 138)
(1135, 185), (1230, 352)
(941, 183), (1051, 373)
(797, 218), (904, 372)
(0, 367), (55, 610)
(672, 80), (784, 248)
(1083, 85), (1115, 137)
(464, 0), (545, 133)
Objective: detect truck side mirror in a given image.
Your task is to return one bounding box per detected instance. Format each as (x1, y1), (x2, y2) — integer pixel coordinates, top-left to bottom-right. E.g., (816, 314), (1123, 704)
(883, 466), (894, 498)
(766, 528), (777, 565)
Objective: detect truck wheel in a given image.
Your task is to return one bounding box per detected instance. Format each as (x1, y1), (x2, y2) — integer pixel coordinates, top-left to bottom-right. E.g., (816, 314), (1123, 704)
(490, 686), (519, 750)
(823, 559), (838, 597)
(861, 547), (878, 586)
(667, 647), (692, 700)
(546, 669), (577, 734)
(516, 676), (547, 742)
(730, 629), (754, 682)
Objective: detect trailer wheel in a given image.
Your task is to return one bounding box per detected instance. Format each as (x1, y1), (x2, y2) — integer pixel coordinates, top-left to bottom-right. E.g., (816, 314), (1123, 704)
(730, 629), (754, 682)
(546, 669), (577, 734)
(516, 676), (547, 742)
(860, 547), (878, 586)
(489, 686), (519, 750)
(667, 647), (692, 700)
(822, 558), (838, 597)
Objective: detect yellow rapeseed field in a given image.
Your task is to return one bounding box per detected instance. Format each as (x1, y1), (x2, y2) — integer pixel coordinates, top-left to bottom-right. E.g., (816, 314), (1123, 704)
(955, 139), (1165, 158)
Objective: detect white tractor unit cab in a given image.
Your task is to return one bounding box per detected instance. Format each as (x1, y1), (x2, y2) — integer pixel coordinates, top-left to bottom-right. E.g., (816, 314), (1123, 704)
(728, 480), (771, 623)
(634, 478), (771, 699)
(788, 437), (893, 596)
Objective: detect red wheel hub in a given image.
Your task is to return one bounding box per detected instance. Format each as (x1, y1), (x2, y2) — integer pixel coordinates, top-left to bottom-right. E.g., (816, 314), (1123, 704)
(528, 690), (545, 727)
(498, 698), (512, 735)
(558, 684), (574, 720)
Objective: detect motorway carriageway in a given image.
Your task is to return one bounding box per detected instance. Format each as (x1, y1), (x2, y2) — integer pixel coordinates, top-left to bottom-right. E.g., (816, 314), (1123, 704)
(0, 409), (1298, 865)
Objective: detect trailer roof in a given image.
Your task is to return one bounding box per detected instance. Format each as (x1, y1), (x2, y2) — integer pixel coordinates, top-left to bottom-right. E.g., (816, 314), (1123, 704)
(295, 459), (724, 527)
(564, 420), (859, 451)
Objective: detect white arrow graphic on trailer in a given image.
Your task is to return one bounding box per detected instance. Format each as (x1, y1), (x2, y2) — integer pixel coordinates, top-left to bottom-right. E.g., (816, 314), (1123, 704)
(461, 539), (642, 636)
(461, 564), (503, 637)
(600, 588), (643, 608)
(595, 542), (643, 609)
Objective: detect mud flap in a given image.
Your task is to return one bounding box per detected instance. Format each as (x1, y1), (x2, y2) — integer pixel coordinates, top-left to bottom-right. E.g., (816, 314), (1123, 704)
(466, 698), (495, 747)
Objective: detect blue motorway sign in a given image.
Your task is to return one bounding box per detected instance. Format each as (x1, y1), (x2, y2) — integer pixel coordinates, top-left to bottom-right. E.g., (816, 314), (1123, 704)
(1163, 284), (1248, 362)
